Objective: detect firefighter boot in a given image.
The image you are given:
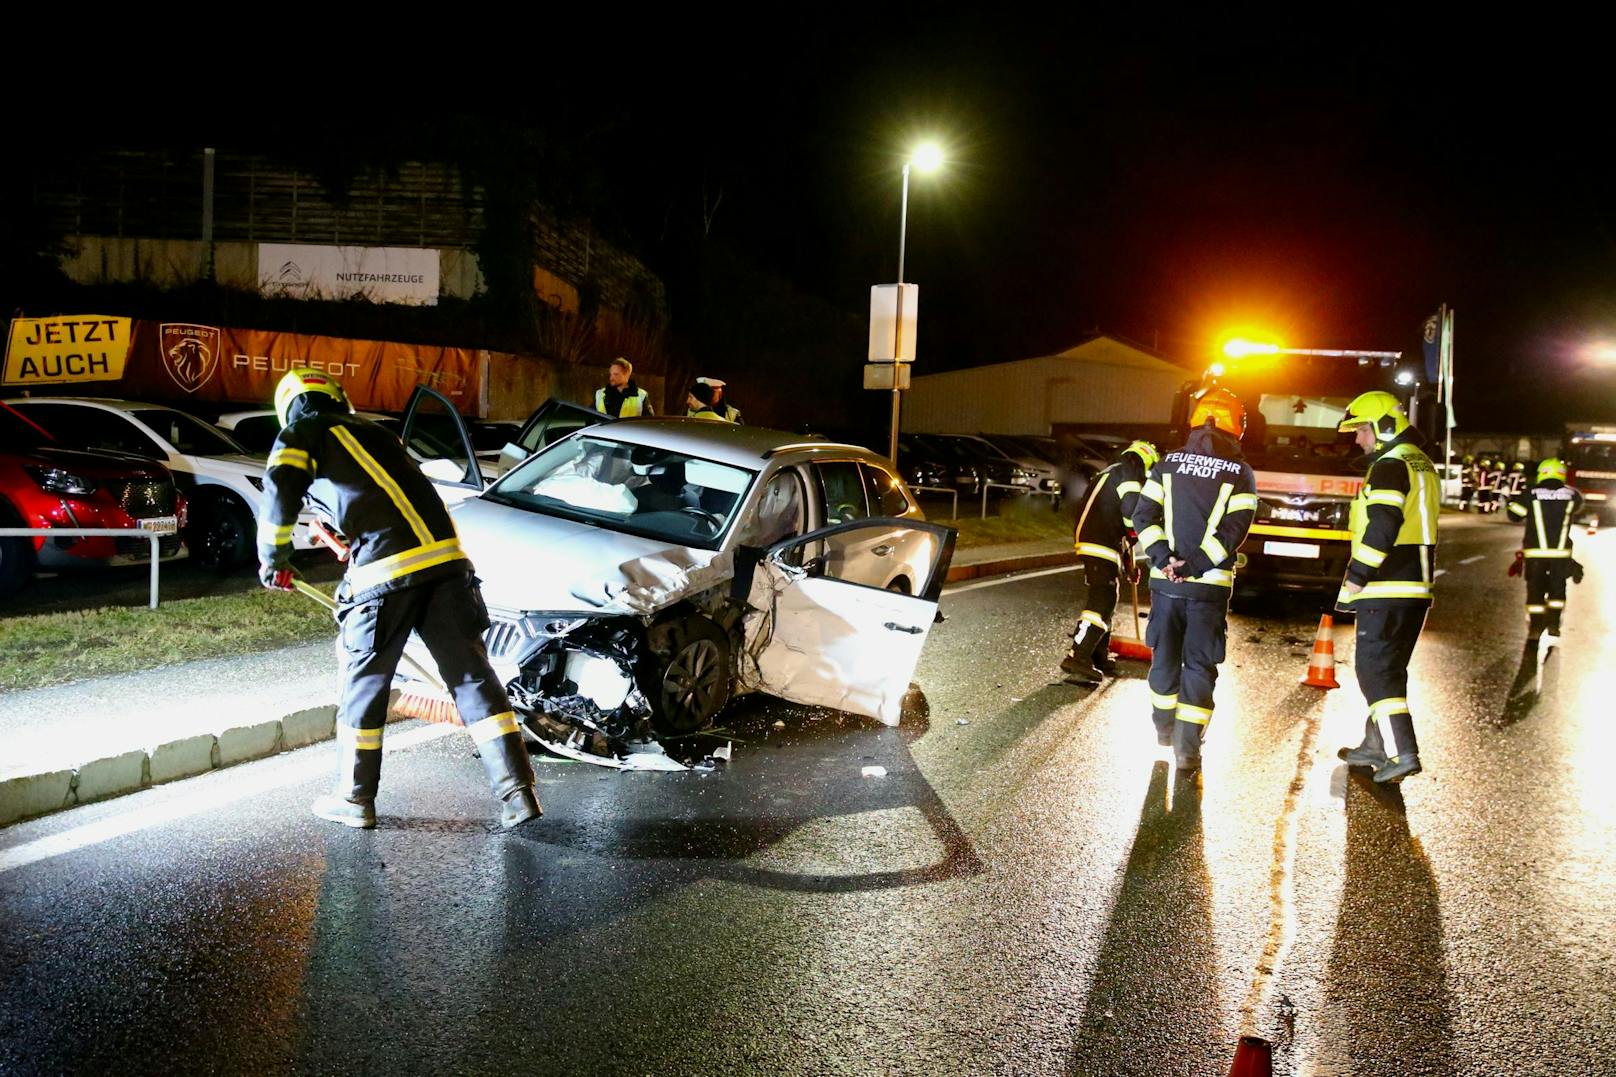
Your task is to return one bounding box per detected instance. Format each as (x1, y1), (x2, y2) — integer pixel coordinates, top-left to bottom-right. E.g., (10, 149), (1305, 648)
(1060, 626), (1106, 685)
(1373, 754), (1422, 784)
(470, 712), (542, 827)
(311, 794), (377, 829)
(312, 731), (381, 828)
(1339, 719), (1389, 770)
(1092, 632), (1120, 676)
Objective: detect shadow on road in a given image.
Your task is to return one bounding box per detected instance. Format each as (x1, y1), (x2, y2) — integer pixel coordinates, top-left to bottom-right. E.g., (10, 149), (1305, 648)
(1069, 760), (1223, 1075)
(1315, 771), (1457, 1075)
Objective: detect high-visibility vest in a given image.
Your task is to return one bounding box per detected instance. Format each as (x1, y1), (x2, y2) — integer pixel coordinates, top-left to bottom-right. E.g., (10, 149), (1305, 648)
(596, 388), (648, 417)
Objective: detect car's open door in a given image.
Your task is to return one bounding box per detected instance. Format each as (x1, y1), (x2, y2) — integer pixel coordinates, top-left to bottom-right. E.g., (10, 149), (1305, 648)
(400, 386), (484, 504)
(500, 398), (613, 471)
(737, 518), (956, 725)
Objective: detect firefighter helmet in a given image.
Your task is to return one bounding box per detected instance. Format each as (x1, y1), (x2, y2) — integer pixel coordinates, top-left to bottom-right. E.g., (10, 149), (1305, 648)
(1336, 390), (1409, 442)
(1188, 387), (1246, 438)
(1122, 440), (1160, 470)
(1511, 460), (1525, 471)
(274, 368), (350, 427)
(1537, 458), (1567, 483)
(1493, 459), (1505, 470)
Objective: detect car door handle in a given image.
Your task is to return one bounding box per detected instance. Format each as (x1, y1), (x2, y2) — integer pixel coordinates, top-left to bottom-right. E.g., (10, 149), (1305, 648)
(873, 544), (894, 556)
(884, 622), (923, 634)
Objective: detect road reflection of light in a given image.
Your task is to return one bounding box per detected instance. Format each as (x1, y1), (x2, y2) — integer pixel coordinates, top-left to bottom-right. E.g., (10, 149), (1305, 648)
(1559, 532), (1616, 910)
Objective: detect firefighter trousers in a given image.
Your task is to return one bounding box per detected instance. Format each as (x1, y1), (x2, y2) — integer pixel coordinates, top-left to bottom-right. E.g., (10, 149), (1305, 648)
(1146, 592), (1228, 761)
(335, 572), (535, 803)
(1352, 605), (1429, 764)
(1524, 561), (1571, 638)
(1069, 556), (1120, 661)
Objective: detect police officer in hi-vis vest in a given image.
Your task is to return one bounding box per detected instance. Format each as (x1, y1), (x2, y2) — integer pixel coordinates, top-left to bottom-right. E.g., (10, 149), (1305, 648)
(594, 357), (654, 417)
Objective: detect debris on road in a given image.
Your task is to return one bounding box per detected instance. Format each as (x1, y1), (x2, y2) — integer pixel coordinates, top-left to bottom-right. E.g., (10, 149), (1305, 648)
(957, 718), (971, 725)
(861, 765), (887, 778)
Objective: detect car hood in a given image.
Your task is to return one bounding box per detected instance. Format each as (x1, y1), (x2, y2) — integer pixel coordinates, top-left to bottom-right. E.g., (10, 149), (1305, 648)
(14, 445), (170, 480)
(197, 453), (272, 477)
(451, 496), (731, 617)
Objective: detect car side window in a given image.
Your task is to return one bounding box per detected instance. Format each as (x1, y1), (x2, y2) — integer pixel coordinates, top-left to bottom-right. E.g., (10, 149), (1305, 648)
(814, 461), (869, 525)
(861, 463), (912, 517)
(18, 405), (165, 459)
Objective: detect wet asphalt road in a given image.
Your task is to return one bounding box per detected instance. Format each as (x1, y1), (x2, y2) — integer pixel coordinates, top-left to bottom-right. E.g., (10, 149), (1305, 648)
(2, 514), (1612, 1076)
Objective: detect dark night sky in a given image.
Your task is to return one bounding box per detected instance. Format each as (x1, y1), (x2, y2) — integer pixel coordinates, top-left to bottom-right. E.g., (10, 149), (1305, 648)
(21, 21), (1616, 431)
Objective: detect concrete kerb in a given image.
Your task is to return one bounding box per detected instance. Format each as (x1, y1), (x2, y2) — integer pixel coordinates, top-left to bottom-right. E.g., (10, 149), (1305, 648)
(0, 551), (1069, 828)
(0, 694), (398, 829)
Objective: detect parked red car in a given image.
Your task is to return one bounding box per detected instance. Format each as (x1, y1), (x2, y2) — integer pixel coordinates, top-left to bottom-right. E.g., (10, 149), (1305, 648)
(0, 401), (188, 596)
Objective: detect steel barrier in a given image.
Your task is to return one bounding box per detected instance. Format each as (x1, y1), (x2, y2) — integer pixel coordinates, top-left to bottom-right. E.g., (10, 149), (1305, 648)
(906, 485), (959, 519)
(0, 527), (166, 608)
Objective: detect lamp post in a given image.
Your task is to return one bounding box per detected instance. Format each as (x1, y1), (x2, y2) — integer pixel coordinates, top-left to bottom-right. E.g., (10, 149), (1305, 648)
(888, 142), (943, 463)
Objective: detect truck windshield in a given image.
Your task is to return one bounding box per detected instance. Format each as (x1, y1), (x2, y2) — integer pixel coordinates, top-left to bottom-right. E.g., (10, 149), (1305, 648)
(1210, 355), (1400, 476)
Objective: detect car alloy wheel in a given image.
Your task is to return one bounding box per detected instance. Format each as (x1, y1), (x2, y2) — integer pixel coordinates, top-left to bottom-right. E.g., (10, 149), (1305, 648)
(651, 615), (733, 734)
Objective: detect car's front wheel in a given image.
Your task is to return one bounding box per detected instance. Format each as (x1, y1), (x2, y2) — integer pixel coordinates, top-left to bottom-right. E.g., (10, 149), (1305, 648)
(188, 493), (255, 570)
(650, 615), (733, 735)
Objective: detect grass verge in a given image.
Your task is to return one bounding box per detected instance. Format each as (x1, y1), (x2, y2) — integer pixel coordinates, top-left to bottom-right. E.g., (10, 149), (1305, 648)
(947, 502), (1074, 549)
(0, 583), (338, 693)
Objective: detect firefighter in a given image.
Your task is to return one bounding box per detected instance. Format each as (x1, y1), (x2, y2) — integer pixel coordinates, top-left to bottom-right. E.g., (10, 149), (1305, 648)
(1507, 458), (1585, 645)
(1335, 391), (1440, 785)
(1059, 439), (1160, 685)
(1506, 460), (1528, 500)
(1132, 389), (1257, 772)
(1484, 459), (1506, 514)
(594, 357), (654, 417)
(1459, 454), (1477, 512)
(259, 369), (542, 830)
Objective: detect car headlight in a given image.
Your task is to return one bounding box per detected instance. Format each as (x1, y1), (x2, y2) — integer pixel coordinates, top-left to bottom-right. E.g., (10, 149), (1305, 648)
(25, 466), (97, 496)
(518, 614), (589, 640)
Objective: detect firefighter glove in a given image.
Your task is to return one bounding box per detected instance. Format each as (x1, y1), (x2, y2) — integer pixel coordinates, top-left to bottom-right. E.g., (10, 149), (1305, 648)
(1571, 558), (1585, 584)
(1507, 550), (1524, 578)
(260, 562), (294, 591)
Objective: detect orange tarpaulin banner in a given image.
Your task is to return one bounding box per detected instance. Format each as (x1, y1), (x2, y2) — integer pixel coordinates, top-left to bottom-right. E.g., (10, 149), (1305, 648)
(112, 320), (484, 414)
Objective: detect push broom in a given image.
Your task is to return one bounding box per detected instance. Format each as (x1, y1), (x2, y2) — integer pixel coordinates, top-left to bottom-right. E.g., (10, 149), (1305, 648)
(1106, 558), (1153, 662)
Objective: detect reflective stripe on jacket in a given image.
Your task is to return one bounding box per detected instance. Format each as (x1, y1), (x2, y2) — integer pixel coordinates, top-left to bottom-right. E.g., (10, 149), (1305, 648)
(1507, 480), (1583, 557)
(1132, 425), (1257, 601)
(1072, 453), (1149, 564)
(1340, 432), (1439, 607)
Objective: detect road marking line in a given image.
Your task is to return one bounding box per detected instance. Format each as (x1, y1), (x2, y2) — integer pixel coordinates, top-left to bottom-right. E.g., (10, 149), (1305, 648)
(945, 565), (1079, 594)
(0, 724), (458, 876)
(1458, 554), (1485, 565)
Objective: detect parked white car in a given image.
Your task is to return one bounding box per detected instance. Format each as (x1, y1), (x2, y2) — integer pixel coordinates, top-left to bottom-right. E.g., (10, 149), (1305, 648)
(6, 397), (318, 568)
(399, 397), (957, 762)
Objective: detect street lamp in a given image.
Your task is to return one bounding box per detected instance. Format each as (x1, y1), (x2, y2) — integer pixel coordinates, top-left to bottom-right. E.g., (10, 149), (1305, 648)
(888, 142), (944, 462)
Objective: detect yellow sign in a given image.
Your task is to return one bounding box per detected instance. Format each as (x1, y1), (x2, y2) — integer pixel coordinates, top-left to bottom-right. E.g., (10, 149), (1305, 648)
(3, 316), (132, 386)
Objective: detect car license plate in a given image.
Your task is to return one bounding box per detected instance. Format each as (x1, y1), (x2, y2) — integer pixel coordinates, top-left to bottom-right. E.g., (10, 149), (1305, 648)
(137, 516), (179, 535)
(1264, 540), (1319, 559)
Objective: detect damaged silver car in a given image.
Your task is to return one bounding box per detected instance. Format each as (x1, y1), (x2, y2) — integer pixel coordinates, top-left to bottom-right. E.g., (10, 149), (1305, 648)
(400, 396), (957, 764)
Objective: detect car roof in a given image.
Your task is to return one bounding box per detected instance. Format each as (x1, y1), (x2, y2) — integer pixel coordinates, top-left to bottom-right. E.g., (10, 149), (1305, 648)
(7, 397), (192, 416)
(586, 418), (891, 470)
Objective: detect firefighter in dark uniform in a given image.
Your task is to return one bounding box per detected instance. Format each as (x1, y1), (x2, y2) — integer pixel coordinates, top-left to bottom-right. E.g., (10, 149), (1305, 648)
(1482, 459), (1505, 514)
(1131, 389), (1257, 772)
(1459, 454), (1477, 512)
(1335, 391), (1440, 785)
(1507, 457), (1585, 645)
(258, 369), (542, 830)
(1506, 460), (1528, 501)
(1060, 439), (1160, 684)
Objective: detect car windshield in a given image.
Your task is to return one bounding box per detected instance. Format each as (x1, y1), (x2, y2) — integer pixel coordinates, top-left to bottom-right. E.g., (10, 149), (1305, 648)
(483, 435), (757, 548)
(131, 409), (247, 456)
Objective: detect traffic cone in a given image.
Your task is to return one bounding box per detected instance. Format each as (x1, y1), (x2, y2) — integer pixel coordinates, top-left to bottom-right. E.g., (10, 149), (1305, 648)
(1301, 614), (1340, 689)
(1227, 1035), (1273, 1076)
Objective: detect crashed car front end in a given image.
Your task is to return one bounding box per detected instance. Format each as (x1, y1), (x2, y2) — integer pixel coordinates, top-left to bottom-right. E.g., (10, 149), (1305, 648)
(485, 607), (656, 758)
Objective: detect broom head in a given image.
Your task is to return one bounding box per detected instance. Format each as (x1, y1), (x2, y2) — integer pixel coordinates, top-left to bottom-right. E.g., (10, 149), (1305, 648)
(1108, 636), (1153, 661)
(392, 684), (462, 725)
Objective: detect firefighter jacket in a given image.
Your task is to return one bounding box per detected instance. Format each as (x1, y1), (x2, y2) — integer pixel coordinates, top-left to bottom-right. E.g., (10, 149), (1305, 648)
(258, 396), (469, 604)
(1507, 479), (1584, 558)
(595, 383), (652, 417)
(1340, 428), (1440, 608)
(1073, 452), (1149, 565)
(1133, 425), (1258, 601)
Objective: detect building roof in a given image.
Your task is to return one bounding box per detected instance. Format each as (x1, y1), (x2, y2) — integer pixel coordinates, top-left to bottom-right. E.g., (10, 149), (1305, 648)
(915, 333), (1196, 379)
